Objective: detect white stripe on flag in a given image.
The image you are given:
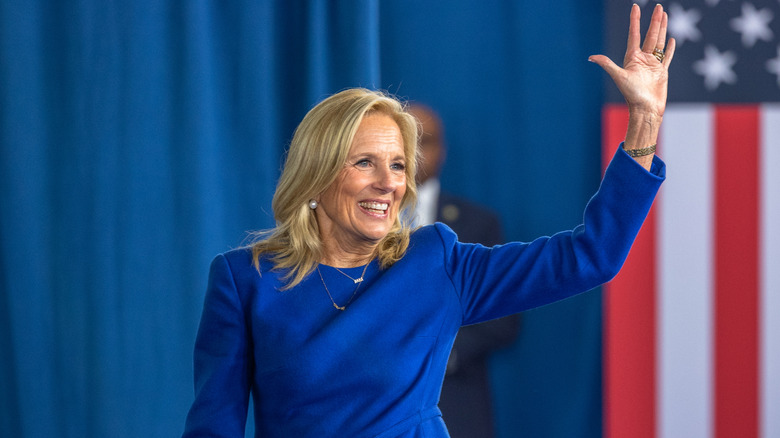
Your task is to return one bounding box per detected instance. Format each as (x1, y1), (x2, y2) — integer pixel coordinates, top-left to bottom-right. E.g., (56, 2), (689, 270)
(761, 104), (780, 438)
(658, 105), (713, 438)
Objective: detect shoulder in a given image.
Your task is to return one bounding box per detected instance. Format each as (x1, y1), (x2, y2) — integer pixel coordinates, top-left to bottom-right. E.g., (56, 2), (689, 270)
(211, 246), (276, 288)
(218, 246), (255, 272)
(408, 223), (460, 258)
(411, 222), (457, 241)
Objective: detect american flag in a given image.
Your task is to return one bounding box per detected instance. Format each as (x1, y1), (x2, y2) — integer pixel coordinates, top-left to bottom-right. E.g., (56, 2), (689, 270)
(602, 1), (780, 438)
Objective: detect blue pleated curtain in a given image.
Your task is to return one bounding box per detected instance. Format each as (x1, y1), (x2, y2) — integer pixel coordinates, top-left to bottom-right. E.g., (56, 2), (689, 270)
(0, 1), (603, 437)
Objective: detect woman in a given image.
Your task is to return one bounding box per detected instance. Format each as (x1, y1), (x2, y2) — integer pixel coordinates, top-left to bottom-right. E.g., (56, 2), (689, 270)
(183, 4), (675, 437)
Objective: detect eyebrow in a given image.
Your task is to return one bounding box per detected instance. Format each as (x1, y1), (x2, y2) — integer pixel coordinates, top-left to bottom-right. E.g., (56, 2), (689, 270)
(349, 151), (406, 161)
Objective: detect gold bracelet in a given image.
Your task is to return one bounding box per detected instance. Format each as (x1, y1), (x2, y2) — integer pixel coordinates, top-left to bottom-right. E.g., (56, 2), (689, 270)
(622, 143), (656, 157)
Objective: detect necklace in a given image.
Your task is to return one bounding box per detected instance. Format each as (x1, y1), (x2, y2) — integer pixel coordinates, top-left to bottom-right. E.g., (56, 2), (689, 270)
(333, 266), (366, 283)
(317, 262), (370, 311)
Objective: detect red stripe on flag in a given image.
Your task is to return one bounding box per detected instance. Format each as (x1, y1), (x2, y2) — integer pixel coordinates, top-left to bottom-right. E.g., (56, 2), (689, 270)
(714, 106), (760, 438)
(603, 104), (657, 438)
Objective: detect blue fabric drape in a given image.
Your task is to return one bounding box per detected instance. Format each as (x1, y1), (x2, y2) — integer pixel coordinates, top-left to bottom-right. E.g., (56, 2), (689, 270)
(1, 1), (603, 437)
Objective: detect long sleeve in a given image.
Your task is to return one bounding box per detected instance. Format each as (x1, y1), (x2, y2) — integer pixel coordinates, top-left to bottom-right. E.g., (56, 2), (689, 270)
(183, 254), (252, 438)
(442, 146), (665, 325)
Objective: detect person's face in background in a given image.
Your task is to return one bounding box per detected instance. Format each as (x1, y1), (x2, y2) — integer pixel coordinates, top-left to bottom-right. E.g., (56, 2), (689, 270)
(408, 105), (445, 185)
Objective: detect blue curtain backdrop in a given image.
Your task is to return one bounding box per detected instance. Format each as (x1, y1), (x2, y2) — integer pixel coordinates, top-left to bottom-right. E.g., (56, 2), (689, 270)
(0, 1), (604, 437)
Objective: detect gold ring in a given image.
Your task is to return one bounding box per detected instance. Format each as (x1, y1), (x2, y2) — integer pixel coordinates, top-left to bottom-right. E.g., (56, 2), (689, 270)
(652, 48), (665, 63)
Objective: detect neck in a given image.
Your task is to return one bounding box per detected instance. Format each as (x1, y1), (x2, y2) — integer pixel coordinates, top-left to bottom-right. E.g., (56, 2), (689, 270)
(319, 244), (376, 268)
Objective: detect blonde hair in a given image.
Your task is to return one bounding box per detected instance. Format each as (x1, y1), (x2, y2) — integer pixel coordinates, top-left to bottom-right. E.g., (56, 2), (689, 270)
(251, 88), (419, 289)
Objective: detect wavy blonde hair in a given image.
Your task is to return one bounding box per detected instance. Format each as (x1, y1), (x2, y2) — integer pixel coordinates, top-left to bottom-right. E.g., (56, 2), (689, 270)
(251, 88), (420, 289)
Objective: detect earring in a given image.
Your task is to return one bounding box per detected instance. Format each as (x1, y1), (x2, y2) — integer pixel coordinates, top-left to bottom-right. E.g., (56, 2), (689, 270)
(308, 200), (318, 209)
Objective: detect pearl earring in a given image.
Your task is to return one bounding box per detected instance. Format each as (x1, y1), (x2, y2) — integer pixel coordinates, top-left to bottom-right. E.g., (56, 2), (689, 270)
(308, 200), (318, 209)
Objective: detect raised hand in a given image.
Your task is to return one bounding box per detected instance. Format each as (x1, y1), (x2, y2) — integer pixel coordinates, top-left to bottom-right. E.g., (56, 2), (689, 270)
(590, 3), (676, 117)
(589, 3), (676, 169)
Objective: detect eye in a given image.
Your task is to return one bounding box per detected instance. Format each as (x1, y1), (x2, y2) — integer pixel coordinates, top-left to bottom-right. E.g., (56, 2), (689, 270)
(353, 159), (372, 168)
(390, 162), (406, 172)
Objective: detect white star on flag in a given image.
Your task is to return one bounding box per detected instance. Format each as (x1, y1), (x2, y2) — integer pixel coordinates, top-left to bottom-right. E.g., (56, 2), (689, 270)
(693, 45), (738, 90)
(669, 3), (702, 46)
(608, 1), (780, 99)
(730, 3), (774, 48)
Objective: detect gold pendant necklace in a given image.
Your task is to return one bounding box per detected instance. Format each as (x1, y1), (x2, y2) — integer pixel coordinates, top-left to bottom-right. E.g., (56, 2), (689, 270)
(333, 266), (365, 283)
(317, 262), (370, 311)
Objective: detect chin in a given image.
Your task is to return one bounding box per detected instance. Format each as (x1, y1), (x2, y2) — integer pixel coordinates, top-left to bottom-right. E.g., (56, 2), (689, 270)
(359, 225), (394, 242)
(362, 230), (391, 243)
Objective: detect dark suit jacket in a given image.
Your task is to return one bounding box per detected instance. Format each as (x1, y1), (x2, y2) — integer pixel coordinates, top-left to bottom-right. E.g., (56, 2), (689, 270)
(436, 192), (520, 438)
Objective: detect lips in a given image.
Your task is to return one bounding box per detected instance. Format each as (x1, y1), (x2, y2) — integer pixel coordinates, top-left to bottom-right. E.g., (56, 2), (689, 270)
(358, 201), (389, 214)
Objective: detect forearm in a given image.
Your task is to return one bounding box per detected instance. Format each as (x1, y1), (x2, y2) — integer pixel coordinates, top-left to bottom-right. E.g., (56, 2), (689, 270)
(624, 110), (662, 171)
(450, 148), (665, 321)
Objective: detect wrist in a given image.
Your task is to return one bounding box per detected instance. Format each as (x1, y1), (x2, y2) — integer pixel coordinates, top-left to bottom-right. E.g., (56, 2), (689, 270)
(628, 102), (665, 120)
(622, 143), (656, 157)
(625, 111), (661, 151)
(628, 109), (663, 127)
(621, 144), (654, 170)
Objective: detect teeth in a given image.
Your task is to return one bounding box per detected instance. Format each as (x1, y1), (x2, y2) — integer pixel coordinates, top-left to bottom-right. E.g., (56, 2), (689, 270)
(359, 201), (388, 211)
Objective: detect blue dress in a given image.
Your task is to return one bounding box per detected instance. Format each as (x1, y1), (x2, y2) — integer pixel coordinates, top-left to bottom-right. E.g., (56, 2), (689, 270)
(183, 147), (665, 437)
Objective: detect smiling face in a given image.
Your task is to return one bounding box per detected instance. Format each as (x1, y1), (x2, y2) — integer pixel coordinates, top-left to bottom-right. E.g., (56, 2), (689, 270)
(315, 112), (407, 263)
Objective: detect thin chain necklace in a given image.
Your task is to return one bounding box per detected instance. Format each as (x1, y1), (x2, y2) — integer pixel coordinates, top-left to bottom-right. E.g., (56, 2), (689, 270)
(317, 262), (370, 311)
(333, 266), (367, 283)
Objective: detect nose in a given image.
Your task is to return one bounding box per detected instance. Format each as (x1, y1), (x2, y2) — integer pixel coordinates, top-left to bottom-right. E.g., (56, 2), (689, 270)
(373, 166), (402, 193)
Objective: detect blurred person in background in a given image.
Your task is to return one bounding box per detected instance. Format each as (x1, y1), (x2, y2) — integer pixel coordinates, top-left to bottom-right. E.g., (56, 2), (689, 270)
(410, 103), (519, 438)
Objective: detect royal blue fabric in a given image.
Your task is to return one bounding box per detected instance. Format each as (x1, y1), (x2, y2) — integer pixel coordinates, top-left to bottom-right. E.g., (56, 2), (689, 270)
(183, 147), (664, 437)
